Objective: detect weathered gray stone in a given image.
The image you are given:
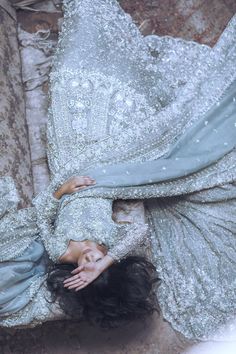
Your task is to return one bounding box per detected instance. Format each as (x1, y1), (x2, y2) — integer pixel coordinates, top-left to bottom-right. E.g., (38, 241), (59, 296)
(0, 4), (33, 207)
(18, 28), (57, 194)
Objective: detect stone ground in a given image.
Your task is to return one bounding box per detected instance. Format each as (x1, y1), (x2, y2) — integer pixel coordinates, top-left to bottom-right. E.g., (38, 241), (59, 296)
(0, 1), (236, 353)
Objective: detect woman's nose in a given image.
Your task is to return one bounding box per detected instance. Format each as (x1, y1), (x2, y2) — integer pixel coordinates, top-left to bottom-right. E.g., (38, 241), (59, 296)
(85, 253), (93, 262)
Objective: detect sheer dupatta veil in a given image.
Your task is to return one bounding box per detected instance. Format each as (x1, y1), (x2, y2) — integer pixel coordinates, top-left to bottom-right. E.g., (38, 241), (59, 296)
(45, 0), (236, 200)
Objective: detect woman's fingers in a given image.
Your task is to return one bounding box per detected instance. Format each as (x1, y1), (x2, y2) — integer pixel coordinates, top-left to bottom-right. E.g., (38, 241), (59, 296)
(68, 281), (85, 290)
(64, 274), (82, 284)
(78, 176), (96, 185)
(71, 265), (84, 274)
(64, 278), (85, 287)
(64, 277), (79, 285)
(74, 186), (86, 191)
(64, 279), (80, 287)
(66, 175), (96, 185)
(78, 179), (96, 186)
(73, 183), (95, 192)
(75, 283), (88, 291)
(66, 176), (96, 193)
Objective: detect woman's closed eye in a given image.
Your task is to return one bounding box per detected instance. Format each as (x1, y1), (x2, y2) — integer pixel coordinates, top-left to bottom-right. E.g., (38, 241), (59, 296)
(84, 254), (102, 263)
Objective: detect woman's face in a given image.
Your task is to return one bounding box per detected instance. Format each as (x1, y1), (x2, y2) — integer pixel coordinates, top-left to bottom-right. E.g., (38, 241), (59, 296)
(78, 240), (107, 265)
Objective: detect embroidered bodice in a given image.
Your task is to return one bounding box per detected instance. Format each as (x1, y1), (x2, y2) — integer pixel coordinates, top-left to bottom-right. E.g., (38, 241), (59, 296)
(0, 176), (147, 328)
(33, 190), (148, 263)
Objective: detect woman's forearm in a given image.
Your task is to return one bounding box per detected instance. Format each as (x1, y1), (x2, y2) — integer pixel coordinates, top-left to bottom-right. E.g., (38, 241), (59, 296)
(97, 254), (114, 273)
(53, 187), (64, 200)
(107, 223), (148, 262)
(53, 176), (96, 200)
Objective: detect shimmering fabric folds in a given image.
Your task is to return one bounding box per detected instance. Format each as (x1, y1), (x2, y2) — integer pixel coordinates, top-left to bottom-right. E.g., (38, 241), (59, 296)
(42, 0), (236, 340)
(146, 184), (236, 340)
(0, 240), (46, 316)
(0, 179), (65, 327)
(0, 0), (236, 338)
(83, 78), (236, 190)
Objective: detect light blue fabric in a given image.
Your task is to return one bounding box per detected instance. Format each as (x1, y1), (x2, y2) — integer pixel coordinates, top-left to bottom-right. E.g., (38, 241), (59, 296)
(0, 239), (47, 316)
(0, 0), (236, 335)
(83, 78), (236, 189)
(0, 182), (60, 326)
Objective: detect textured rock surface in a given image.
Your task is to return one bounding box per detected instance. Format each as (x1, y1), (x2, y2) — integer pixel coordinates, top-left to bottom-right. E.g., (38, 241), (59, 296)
(120, 0), (236, 44)
(0, 5), (33, 207)
(0, 1), (235, 353)
(18, 27), (57, 194)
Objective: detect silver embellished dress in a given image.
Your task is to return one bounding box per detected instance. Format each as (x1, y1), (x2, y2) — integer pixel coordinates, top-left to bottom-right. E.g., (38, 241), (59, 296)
(0, 0), (236, 340)
(0, 177), (146, 328)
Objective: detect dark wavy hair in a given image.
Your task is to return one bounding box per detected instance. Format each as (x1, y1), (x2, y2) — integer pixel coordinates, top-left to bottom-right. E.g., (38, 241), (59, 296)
(47, 256), (159, 328)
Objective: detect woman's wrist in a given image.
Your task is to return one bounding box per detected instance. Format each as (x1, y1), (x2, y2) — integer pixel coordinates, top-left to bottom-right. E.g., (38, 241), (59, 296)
(53, 186), (65, 200)
(97, 254), (114, 273)
(53, 175), (96, 200)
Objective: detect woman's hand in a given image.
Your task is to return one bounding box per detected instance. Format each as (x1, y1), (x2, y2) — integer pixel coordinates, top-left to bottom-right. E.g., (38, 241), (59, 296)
(63, 262), (103, 291)
(53, 176), (96, 199)
(63, 255), (114, 291)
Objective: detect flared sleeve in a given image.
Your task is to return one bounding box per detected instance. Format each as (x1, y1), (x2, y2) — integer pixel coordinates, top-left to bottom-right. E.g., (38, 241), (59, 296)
(107, 222), (148, 262)
(32, 189), (61, 259)
(0, 178), (67, 328)
(0, 177), (19, 217)
(0, 177), (39, 261)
